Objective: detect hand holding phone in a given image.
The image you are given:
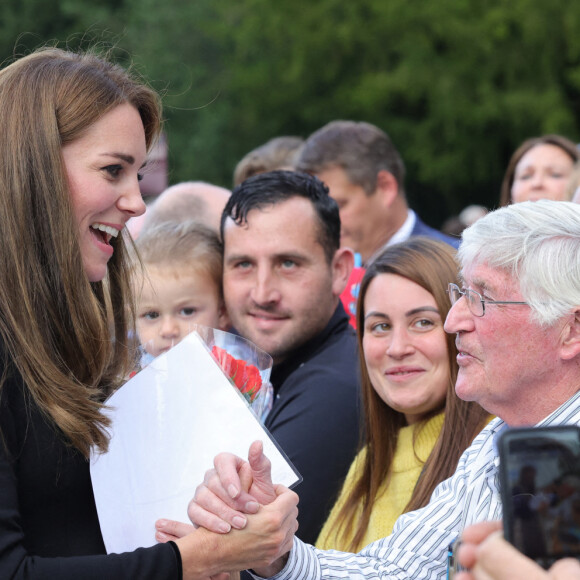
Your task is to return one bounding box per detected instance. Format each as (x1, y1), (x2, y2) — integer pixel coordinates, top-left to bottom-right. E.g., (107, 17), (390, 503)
(498, 426), (580, 569)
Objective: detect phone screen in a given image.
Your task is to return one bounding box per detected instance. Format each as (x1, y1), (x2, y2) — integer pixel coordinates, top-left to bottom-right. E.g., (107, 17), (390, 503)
(499, 426), (580, 569)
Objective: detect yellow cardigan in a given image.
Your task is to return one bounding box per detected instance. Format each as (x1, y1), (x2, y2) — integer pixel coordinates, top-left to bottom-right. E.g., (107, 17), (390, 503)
(315, 412), (445, 552)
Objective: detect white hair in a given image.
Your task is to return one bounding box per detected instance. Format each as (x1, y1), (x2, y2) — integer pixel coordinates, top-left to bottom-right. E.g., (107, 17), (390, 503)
(458, 200), (580, 327)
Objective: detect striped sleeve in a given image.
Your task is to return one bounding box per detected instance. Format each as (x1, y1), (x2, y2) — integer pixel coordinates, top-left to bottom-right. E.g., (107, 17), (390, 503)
(251, 393), (580, 580)
(252, 420), (502, 580)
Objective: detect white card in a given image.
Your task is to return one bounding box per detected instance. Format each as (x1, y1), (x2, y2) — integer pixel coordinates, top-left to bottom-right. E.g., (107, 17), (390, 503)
(90, 331), (301, 554)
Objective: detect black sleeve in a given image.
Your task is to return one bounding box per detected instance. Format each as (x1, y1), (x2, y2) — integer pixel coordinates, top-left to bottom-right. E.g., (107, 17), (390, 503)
(264, 364), (361, 545)
(0, 541), (181, 580)
(0, 374), (181, 580)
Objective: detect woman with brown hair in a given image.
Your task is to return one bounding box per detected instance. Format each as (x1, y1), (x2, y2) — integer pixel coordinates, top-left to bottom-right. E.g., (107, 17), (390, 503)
(0, 47), (296, 579)
(499, 135), (579, 207)
(316, 237), (490, 552)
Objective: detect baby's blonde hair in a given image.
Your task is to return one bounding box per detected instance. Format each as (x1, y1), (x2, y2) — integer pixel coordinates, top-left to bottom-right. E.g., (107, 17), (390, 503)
(135, 220), (224, 300)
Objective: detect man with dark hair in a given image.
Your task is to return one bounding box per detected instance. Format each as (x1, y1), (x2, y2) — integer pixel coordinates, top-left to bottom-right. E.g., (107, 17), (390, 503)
(219, 170), (361, 545)
(297, 120), (458, 265)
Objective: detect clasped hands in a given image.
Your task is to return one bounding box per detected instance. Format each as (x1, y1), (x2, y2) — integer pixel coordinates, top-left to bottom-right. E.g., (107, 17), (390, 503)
(155, 442), (580, 580)
(156, 440), (297, 579)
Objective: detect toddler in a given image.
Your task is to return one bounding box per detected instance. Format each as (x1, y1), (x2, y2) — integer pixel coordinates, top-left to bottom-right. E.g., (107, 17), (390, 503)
(133, 220), (229, 359)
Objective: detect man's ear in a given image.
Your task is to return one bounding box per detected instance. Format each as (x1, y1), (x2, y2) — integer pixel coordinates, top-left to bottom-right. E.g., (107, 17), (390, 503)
(560, 309), (580, 360)
(331, 247), (355, 298)
(375, 170), (399, 208)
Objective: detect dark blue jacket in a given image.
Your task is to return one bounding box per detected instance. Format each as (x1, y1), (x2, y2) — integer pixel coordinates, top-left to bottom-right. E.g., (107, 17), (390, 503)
(411, 214), (461, 249)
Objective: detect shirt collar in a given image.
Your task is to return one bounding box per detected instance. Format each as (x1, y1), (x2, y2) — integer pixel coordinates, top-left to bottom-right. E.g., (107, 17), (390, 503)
(387, 209), (416, 246)
(492, 389), (580, 452)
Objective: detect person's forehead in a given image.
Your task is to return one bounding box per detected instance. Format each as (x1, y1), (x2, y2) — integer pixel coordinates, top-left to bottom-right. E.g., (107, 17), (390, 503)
(223, 199), (324, 254)
(516, 143), (574, 169)
(316, 165), (360, 192)
(461, 262), (518, 293)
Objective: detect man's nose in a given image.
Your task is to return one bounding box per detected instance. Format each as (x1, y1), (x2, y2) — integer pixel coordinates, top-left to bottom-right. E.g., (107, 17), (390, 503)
(444, 296), (473, 334)
(250, 269), (281, 305)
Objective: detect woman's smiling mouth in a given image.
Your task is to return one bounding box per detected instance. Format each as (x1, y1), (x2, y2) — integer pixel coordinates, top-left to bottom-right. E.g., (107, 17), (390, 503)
(91, 223), (120, 244)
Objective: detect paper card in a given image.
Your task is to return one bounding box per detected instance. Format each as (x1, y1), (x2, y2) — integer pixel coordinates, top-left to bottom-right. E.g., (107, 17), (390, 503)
(90, 331), (301, 554)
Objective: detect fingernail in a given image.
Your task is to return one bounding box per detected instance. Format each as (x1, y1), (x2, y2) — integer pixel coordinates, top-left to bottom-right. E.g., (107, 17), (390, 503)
(228, 484), (239, 498)
(245, 501), (259, 513)
(232, 515), (247, 529)
(218, 522), (231, 533)
(156, 531), (170, 542)
(156, 519), (168, 529)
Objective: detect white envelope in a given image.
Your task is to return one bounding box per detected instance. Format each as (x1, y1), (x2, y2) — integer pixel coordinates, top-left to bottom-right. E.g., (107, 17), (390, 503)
(90, 330), (301, 554)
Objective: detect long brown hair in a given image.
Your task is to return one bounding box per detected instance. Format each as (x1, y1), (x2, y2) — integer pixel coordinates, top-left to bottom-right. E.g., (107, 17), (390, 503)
(499, 134), (579, 207)
(0, 47), (162, 457)
(332, 237), (489, 551)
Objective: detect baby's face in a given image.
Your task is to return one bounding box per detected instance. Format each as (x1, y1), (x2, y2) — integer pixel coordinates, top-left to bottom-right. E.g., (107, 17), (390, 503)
(136, 266), (228, 358)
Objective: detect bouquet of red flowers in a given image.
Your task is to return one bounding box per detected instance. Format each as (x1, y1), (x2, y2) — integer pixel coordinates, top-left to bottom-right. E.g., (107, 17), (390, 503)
(210, 345), (262, 403)
(92, 324), (298, 554)
(194, 326), (273, 420)
(131, 323), (273, 420)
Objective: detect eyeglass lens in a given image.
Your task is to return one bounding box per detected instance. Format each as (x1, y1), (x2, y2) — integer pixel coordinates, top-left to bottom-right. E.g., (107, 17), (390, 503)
(449, 284), (484, 316)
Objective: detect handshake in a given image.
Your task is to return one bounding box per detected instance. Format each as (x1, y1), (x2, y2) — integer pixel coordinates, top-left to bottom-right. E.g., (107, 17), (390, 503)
(155, 441), (298, 578)
(153, 438), (580, 580)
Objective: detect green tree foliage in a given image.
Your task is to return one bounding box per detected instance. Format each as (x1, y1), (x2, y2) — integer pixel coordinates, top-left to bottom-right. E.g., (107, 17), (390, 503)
(0, 0), (124, 62)
(3, 0), (580, 223)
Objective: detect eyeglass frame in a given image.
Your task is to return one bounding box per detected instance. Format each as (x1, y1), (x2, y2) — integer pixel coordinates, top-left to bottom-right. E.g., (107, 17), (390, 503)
(447, 282), (529, 317)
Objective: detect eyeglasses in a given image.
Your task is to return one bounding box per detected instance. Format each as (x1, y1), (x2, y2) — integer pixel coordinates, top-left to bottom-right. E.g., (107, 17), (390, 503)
(447, 283), (529, 317)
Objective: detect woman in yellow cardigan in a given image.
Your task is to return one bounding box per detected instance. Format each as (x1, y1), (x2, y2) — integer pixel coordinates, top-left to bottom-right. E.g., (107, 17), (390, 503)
(316, 238), (491, 553)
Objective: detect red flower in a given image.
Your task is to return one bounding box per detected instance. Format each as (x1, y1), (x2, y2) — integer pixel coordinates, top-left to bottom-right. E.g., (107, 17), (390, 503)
(211, 345), (262, 403)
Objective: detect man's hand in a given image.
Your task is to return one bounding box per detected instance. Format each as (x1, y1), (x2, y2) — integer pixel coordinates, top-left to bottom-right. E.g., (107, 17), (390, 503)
(173, 484), (298, 578)
(155, 441), (296, 578)
(456, 521), (580, 580)
(188, 440), (277, 533)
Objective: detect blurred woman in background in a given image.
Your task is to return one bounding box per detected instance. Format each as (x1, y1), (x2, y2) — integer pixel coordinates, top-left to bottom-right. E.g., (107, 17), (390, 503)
(499, 134), (579, 207)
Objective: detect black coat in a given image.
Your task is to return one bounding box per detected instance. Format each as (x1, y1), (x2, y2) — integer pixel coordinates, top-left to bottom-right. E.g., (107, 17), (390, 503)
(0, 356), (181, 579)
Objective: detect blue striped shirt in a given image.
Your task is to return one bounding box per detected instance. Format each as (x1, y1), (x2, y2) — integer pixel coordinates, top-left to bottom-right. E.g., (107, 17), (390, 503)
(253, 390), (580, 580)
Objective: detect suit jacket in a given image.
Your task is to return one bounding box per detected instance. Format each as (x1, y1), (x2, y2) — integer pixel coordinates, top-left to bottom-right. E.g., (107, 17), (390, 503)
(411, 214), (460, 248)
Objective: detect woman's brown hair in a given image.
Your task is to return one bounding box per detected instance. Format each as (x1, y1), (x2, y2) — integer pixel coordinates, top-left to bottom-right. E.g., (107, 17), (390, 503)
(0, 47), (162, 457)
(499, 134), (579, 207)
(330, 237), (489, 552)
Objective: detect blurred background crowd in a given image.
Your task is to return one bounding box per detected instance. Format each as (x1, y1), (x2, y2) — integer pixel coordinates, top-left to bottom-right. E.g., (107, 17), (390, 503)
(3, 0), (580, 226)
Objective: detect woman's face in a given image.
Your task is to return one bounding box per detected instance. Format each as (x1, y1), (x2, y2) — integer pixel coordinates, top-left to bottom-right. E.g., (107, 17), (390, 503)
(62, 103), (147, 282)
(511, 144), (575, 204)
(362, 273), (449, 425)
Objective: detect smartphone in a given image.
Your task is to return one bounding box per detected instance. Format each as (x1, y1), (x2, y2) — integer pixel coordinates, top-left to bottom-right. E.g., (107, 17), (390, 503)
(498, 425), (580, 569)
